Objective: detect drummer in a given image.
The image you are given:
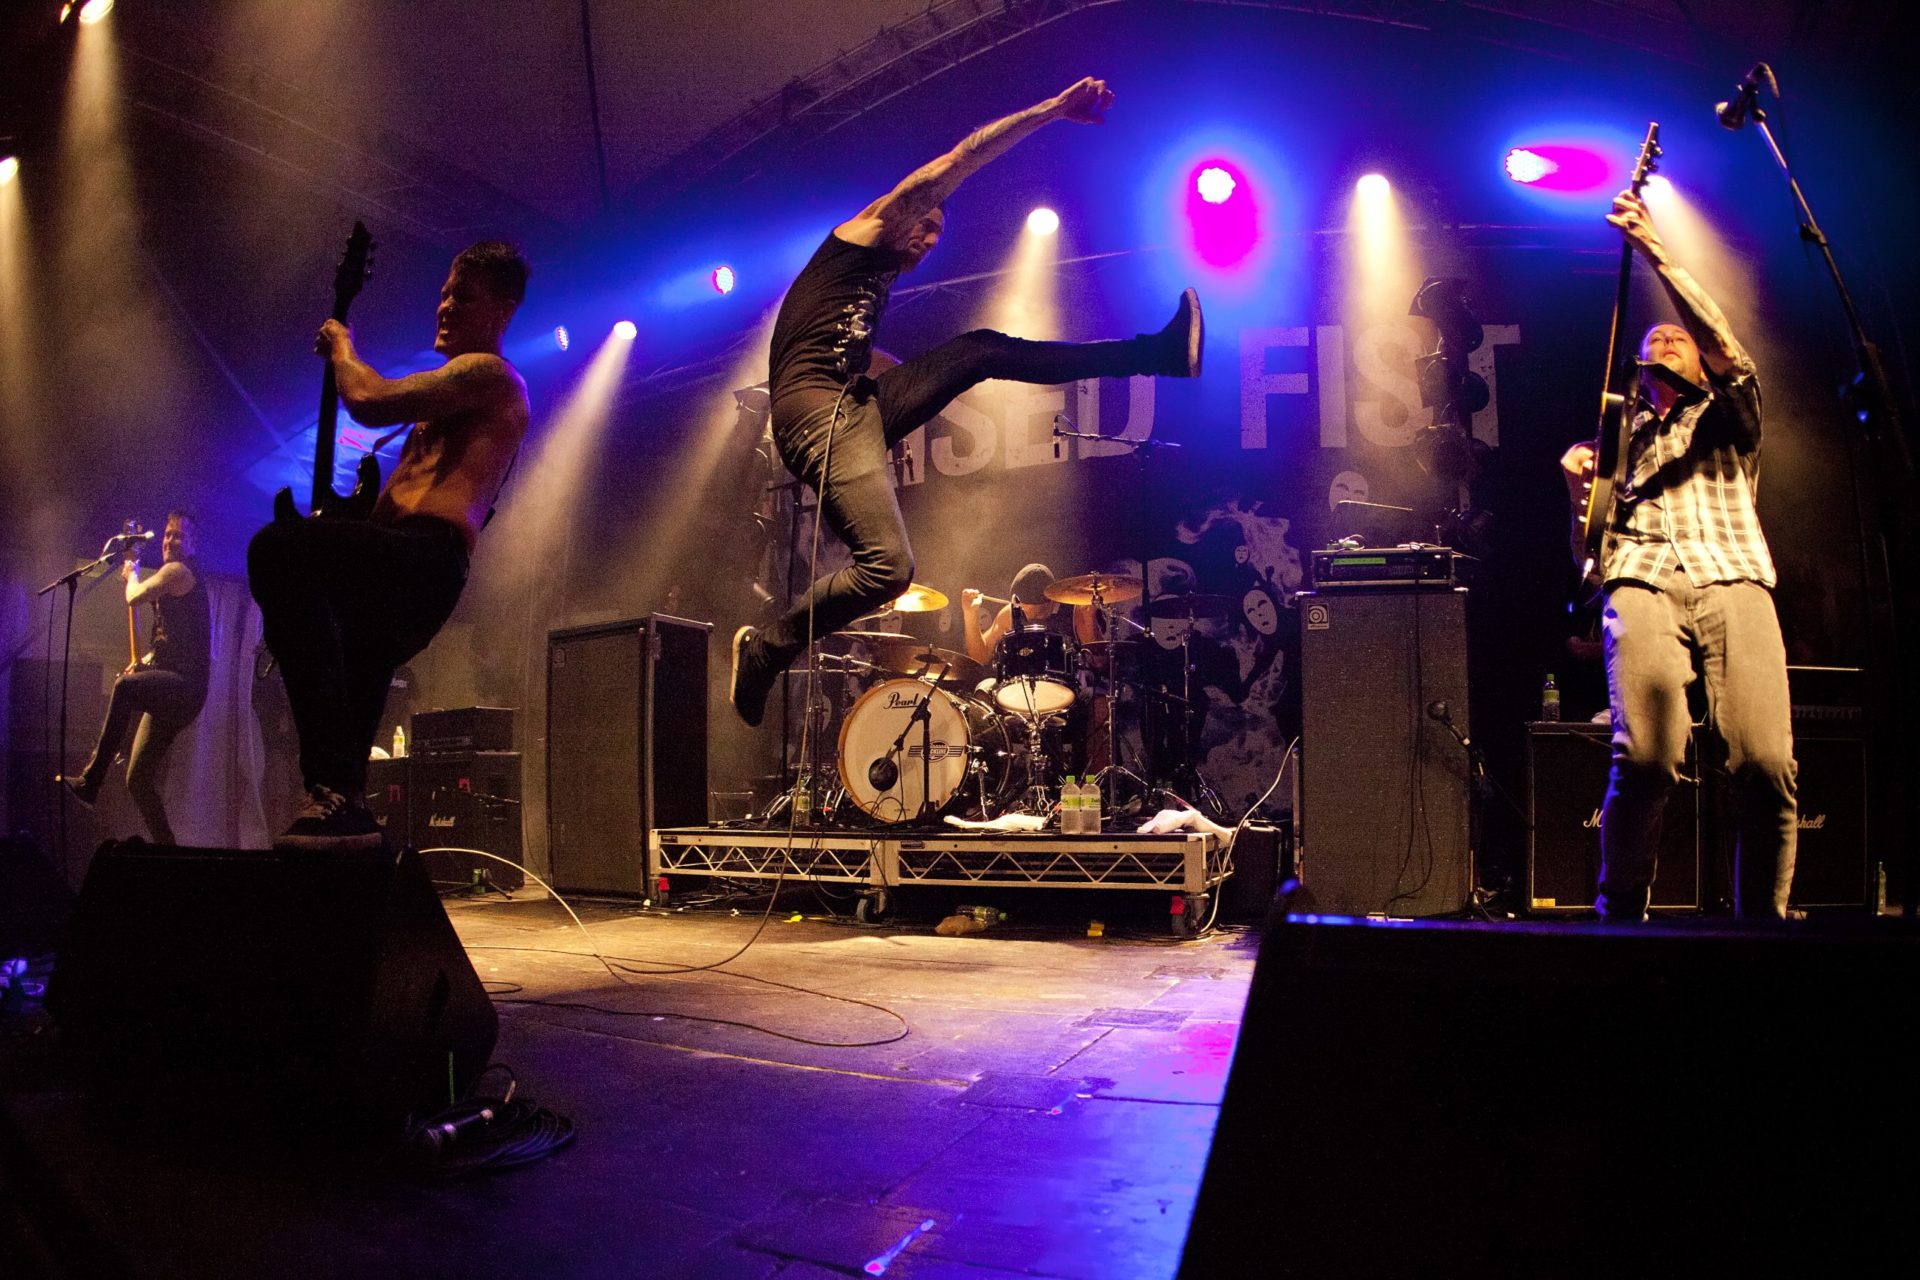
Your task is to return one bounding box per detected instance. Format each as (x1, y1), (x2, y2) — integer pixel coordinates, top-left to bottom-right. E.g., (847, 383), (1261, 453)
(959, 562), (1100, 667)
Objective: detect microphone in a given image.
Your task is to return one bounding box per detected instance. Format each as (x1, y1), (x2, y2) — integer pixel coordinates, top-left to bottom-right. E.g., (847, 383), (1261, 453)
(1714, 63), (1774, 131)
(112, 530), (158, 543)
(867, 756), (899, 791)
(1010, 593), (1029, 630)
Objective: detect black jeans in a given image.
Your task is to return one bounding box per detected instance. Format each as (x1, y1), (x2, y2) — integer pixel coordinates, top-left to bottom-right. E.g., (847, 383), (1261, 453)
(757, 327), (1167, 674)
(80, 667), (206, 844)
(248, 516), (467, 797)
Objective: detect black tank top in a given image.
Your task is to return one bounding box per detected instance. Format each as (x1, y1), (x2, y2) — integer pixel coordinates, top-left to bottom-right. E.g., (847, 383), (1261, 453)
(768, 233), (902, 404)
(150, 558), (211, 688)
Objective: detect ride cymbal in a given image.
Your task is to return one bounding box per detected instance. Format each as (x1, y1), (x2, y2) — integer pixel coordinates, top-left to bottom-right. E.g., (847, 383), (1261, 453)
(890, 583), (949, 612)
(1044, 572), (1144, 606)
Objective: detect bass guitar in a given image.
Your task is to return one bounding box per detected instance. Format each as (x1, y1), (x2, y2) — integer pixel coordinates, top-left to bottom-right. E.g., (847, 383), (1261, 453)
(274, 220), (381, 523)
(1577, 122), (1663, 590)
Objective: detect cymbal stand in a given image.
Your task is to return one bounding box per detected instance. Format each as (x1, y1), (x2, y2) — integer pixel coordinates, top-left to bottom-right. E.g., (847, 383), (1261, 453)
(1169, 625), (1226, 817)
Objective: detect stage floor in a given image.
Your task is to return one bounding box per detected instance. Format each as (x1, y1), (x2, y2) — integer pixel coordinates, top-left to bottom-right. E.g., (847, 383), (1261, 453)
(1, 891), (1257, 1279)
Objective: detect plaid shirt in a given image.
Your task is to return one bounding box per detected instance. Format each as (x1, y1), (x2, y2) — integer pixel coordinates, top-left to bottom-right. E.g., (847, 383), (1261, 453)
(1602, 355), (1775, 590)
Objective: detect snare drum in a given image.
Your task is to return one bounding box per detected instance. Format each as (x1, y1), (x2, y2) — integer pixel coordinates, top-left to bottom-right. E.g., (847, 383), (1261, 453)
(993, 626), (1077, 716)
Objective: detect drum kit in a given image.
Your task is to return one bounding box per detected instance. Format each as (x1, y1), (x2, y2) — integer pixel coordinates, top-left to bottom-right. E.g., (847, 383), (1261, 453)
(776, 572), (1222, 829)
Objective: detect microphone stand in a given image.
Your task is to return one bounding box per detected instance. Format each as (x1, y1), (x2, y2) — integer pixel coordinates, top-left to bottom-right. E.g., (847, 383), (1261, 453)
(36, 547), (120, 879)
(1736, 86), (1916, 912)
(1054, 417), (1183, 814)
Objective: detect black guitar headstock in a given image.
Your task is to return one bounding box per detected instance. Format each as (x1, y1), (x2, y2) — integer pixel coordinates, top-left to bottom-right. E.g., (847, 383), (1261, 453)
(1628, 122), (1662, 195)
(330, 221), (375, 324)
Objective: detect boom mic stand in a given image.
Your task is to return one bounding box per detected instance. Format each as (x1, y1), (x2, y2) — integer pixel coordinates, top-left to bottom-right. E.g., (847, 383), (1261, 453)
(37, 543), (122, 879)
(1722, 65), (1916, 911)
(1053, 415), (1183, 816)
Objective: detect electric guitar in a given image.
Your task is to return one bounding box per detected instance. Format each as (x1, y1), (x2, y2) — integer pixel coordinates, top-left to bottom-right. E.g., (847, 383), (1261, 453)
(1576, 122), (1663, 590)
(274, 221), (381, 523)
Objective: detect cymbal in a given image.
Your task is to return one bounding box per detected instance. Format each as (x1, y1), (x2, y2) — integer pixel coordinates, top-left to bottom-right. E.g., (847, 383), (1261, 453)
(889, 582), (949, 613)
(898, 644), (985, 686)
(1044, 572), (1144, 606)
(1145, 593), (1236, 620)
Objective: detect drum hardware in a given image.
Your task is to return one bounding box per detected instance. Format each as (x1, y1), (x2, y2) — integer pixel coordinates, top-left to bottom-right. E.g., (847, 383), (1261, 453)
(1144, 592), (1236, 621)
(887, 582), (949, 613)
(837, 678), (1018, 825)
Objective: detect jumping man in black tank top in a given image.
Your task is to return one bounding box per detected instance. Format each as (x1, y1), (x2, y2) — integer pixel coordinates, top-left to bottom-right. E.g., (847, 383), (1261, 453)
(730, 76), (1205, 726)
(63, 510), (210, 845)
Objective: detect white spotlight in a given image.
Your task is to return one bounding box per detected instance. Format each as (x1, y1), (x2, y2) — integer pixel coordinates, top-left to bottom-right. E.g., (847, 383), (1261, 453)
(1026, 207), (1060, 236)
(1356, 173), (1390, 199)
(613, 320), (637, 341)
(0, 156), (18, 186)
(78, 0), (114, 24)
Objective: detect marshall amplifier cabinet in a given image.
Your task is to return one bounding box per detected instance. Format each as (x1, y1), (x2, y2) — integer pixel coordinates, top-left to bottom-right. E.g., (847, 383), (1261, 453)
(408, 751), (524, 891)
(1785, 665), (1868, 910)
(365, 756), (410, 844)
(410, 706), (515, 756)
(1527, 720), (1700, 913)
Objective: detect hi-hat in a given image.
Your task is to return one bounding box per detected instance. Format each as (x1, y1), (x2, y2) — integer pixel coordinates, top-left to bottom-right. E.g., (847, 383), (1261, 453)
(889, 582), (949, 613)
(1044, 572), (1144, 606)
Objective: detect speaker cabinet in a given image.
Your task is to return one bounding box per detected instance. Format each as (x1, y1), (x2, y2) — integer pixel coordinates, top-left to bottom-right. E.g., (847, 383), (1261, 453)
(409, 751), (524, 892)
(1298, 588), (1471, 917)
(1527, 721), (1701, 912)
(547, 615), (709, 896)
(49, 841), (497, 1137)
(1785, 666), (1869, 910)
(365, 756), (410, 843)
(1179, 916), (1919, 1278)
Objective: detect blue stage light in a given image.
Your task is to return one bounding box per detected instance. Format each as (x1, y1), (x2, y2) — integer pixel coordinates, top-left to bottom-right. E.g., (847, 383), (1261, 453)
(711, 264), (736, 294)
(553, 325), (570, 352)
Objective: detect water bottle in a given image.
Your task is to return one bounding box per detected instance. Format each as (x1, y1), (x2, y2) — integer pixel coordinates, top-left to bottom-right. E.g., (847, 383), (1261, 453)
(1540, 673), (1561, 722)
(792, 774), (813, 827)
(1061, 777), (1083, 833)
(1084, 775), (1102, 834)
(392, 724), (407, 757)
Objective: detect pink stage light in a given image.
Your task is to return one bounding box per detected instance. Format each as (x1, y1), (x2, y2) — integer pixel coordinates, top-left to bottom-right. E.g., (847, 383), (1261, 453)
(711, 265), (736, 294)
(1185, 160), (1259, 268)
(1503, 144), (1611, 193)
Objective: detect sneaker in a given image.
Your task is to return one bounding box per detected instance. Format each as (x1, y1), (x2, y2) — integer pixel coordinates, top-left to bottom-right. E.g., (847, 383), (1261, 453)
(57, 773), (100, 807)
(276, 785), (386, 851)
(1158, 288), (1204, 377)
(730, 625), (775, 728)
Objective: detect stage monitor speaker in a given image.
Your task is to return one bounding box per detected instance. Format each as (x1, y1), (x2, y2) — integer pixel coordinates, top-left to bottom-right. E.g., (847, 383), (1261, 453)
(409, 751), (524, 891)
(48, 840), (497, 1138)
(547, 614), (709, 896)
(1219, 822), (1287, 923)
(1179, 914), (1919, 1278)
(1297, 588), (1470, 917)
(1527, 721), (1700, 912)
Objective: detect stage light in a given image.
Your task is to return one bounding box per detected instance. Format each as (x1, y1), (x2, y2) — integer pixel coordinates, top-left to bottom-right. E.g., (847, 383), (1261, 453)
(1502, 142), (1611, 194)
(1356, 173), (1390, 199)
(711, 264), (736, 294)
(1025, 207), (1059, 236)
(1504, 148), (1554, 184)
(0, 157), (17, 186)
(77, 0), (113, 24)
(59, 3), (74, 22)
(1642, 174), (1674, 200)
(613, 320), (637, 341)
(1196, 166), (1236, 204)
(553, 325), (570, 352)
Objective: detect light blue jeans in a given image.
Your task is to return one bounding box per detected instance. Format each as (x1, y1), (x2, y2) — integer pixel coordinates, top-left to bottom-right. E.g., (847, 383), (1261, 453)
(1598, 568), (1797, 920)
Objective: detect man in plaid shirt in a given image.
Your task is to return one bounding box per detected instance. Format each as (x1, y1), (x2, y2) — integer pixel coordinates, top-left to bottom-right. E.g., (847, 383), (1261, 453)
(1561, 189), (1797, 922)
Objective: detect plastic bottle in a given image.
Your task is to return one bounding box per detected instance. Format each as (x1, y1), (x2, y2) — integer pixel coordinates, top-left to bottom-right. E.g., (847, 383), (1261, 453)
(1084, 775), (1102, 834)
(1061, 777), (1084, 833)
(792, 774), (813, 827)
(1540, 673), (1561, 722)
(392, 724), (407, 757)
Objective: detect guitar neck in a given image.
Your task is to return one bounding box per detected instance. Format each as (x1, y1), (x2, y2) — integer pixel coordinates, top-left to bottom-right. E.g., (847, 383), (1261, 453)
(312, 361), (342, 513)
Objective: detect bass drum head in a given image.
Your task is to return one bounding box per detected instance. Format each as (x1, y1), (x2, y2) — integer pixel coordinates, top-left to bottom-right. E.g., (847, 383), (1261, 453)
(839, 679), (975, 823)
(994, 676), (1076, 716)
